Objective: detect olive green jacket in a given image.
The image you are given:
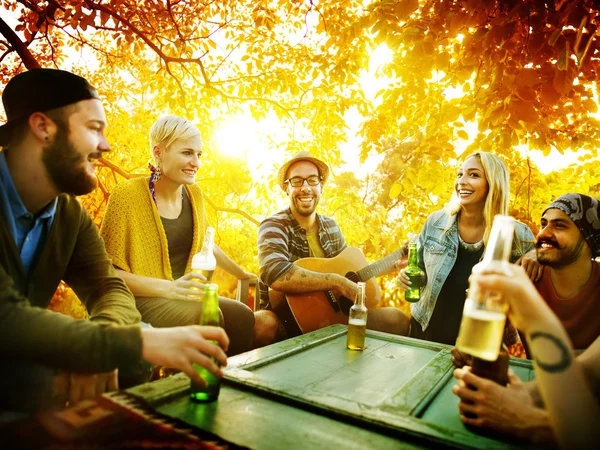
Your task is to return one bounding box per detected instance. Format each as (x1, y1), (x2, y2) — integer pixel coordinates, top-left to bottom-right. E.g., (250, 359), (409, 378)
(0, 194), (143, 374)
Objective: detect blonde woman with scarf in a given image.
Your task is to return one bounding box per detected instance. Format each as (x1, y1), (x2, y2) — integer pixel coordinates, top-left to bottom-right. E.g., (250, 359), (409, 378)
(100, 115), (255, 356)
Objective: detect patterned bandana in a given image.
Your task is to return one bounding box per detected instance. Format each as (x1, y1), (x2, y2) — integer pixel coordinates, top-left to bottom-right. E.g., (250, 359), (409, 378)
(543, 193), (600, 257)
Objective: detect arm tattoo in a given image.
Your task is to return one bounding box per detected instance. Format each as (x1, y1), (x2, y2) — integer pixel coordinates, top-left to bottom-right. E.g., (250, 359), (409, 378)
(281, 266), (297, 281)
(529, 331), (572, 373)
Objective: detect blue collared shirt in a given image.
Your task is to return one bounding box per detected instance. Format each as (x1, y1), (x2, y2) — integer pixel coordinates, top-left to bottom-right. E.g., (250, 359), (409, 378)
(0, 151), (57, 275)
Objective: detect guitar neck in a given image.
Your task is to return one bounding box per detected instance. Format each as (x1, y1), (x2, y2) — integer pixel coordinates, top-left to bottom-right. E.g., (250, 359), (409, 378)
(356, 248), (406, 282)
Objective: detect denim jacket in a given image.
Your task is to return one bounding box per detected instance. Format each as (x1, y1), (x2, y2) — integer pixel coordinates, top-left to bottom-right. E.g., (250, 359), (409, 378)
(410, 209), (535, 332)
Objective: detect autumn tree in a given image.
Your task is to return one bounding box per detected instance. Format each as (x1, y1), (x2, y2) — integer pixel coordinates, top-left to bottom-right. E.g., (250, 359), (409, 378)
(2, 0), (600, 314)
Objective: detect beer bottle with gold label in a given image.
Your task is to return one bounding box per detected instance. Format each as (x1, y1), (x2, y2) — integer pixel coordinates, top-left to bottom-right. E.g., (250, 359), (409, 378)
(190, 283), (222, 402)
(404, 242), (422, 302)
(347, 282), (367, 351)
(456, 215), (515, 361)
(191, 227), (216, 293)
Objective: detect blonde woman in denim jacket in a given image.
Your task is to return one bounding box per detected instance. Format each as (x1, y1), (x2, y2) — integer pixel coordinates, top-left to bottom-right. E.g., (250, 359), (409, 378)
(397, 152), (537, 345)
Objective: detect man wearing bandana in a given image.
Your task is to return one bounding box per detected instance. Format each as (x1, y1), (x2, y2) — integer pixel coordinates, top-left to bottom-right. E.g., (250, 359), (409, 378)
(449, 193), (600, 445)
(533, 193), (600, 351)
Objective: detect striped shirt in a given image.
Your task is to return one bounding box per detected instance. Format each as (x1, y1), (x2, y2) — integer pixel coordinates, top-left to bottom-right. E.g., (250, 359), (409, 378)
(257, 207), (347, 309)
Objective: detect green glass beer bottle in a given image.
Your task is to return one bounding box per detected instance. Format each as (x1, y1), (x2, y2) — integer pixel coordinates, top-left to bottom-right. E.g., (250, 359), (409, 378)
(456, 215), (514, 361)
(190, 283), (222, 402)
(404, 243), (422, 303)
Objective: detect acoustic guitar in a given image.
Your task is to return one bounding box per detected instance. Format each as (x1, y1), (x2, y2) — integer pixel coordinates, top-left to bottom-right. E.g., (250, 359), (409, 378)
(270, 246), (406, 334)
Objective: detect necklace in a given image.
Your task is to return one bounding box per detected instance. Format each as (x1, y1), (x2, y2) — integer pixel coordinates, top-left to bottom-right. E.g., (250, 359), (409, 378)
(456, 214), (485, 252)
(458, 233), (484, 252)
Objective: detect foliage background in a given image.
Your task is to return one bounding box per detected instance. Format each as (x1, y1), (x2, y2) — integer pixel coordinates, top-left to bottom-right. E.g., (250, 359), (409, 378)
(3, 0), (600, 336)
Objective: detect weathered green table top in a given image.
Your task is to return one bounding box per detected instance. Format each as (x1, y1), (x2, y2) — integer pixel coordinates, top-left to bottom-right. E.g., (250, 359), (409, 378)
(127, 325), (541, 450)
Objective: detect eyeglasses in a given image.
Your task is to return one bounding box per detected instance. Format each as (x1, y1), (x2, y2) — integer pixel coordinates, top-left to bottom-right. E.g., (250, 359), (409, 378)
(284, 175), (322, 187)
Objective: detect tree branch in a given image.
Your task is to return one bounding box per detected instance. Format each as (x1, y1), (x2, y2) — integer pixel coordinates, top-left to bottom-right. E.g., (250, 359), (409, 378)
(0, 16), (40, 69)
(166, 0), (185, 42)
(57, 26), (121, 59)
(97, 157), (135, 180)
(83, 0), (204, 65)
(15, 0), (41, 14)
(203, 194), (259, 225)
(97, 157), (257, 225)
(205, 83), (295, 119)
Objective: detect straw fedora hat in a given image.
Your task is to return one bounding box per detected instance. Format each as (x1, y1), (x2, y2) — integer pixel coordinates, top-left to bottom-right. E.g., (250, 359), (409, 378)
(277, 151), (330, 189)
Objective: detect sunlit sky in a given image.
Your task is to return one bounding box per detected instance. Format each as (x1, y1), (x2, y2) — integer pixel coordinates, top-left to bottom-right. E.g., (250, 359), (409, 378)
(2, 9), (597, 182)
(213, 42), (592, 181)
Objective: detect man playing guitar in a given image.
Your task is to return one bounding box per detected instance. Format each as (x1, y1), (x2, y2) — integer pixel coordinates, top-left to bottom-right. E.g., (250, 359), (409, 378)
(252, 151), (409, 347)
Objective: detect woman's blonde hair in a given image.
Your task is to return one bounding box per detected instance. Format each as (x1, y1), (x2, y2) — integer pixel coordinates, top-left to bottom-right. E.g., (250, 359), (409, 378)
(447, 151), (510, 245)
(149, 115), (201, 161)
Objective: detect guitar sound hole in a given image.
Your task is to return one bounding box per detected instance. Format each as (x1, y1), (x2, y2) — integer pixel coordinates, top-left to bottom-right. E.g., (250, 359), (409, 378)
(346, 272), (359, 283)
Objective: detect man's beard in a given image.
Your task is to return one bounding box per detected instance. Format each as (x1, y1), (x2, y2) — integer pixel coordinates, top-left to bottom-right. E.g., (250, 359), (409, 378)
(42, 128), (98, 196)
(536, 236), (586, 268)
(293, 195), (319, 217)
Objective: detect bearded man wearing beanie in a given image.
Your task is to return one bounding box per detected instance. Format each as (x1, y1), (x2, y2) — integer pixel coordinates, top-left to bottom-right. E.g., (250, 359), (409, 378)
(449, 194), (600, 445)
(0, 69), (228, 415)
(532, 193), (600, 351)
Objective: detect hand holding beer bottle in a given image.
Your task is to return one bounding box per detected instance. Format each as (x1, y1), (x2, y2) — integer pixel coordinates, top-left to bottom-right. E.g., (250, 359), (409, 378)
(470, 343), (510, 386)
(456, 215), (515, 362)
(347, 282), (367, 351)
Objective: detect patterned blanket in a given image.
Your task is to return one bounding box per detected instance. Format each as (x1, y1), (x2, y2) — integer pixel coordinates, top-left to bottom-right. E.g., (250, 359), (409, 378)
(0, 390), (248, 450)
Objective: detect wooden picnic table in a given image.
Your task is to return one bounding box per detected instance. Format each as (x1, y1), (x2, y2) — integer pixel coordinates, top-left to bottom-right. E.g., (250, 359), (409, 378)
(126, 324), (541, 450)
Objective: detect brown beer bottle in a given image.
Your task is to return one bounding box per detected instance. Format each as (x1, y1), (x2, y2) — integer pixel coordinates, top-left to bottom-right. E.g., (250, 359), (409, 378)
(471, 342), (509, 386)
(464, 341), (509, 424)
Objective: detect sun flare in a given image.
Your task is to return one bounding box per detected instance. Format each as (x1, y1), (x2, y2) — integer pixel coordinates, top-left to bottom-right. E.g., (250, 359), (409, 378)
(213, 116), (257, 159)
